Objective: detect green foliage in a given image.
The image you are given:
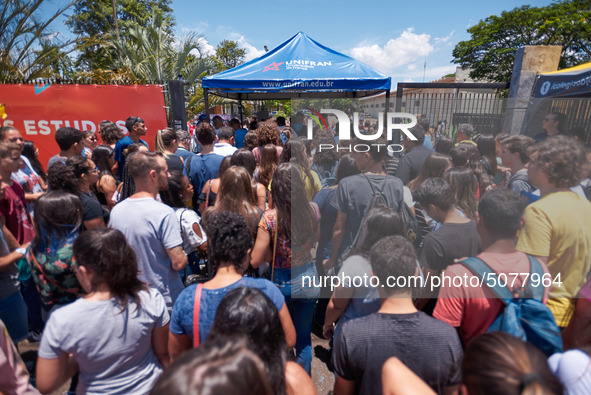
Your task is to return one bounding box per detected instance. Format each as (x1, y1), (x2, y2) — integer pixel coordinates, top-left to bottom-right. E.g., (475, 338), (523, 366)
(214, 40), (246, 71)
(105, 13), (213, 84)
(66, 0), (175, 70)
(0, 0), (77, 80)
(453, 0), (591, 83)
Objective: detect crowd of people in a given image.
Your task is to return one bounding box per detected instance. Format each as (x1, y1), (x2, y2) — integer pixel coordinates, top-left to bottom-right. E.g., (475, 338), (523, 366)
(0, 110), (590, 395)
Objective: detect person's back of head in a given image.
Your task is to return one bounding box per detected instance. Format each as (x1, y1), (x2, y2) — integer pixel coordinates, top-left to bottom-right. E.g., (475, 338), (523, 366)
(151, 337), (272, 395)
(55, 127), (84, 152)
(244, 131), (258, 151)
(449, 144), (471, 167)
(204, 211), (253, 274)
(413, 177), (455, 212)
(156, 128), (178, 152)
(370, 236), (417, 297)
(335, 154), (360, 184)
(406, 125), (425, 144)
(212, 115), (223, 129)
(529, 135), (585, 188)
(229, 118), (242, 130)
(176, 129), (191, 146)
(463, 332), (563, 395)
(218, 126), (235, 142)
(457, 123), (474, 141)
(32, 191), (83, 252)
(276, 116), (286, 127)
(354, 206), (404, 256)
(478, 188), (525, 241)
(98, 120), (124, 145)
(353, 136), (389, 164)
(417, 117), (430, 133)
(160, 171), (186, 209)
(445, 167), (477, 219)
(230, 149), (256, 175)
(47, 161), (79, 195)
(196, 123), (216, 146)
(209, 287), (288, 395)
(435, 137), (454, 155)
(127, 151), (164, 182)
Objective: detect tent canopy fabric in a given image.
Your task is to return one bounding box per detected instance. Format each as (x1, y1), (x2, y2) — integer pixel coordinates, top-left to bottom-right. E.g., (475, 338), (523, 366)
(531, 61), (591, 98)
(202, 32), (391, 100)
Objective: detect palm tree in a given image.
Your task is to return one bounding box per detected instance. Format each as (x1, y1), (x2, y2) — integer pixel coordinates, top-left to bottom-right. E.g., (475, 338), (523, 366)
(0, 0), (76, 80)
(107, 13), (213, 84)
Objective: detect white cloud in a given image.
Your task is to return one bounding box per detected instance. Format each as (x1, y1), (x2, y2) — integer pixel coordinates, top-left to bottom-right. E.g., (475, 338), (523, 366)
(196, 37), (215, 57)
(407, 63), (417, 71)
(235, 36), (266, 62)
(434, 30), (455, 44)
(350, 28), (433, 73)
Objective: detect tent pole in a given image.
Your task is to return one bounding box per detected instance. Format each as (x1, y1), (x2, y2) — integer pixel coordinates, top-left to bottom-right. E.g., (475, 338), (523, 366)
(238, 94), (243, 124)
(204, 88), (210, 120)
(384, 90), (390, 127)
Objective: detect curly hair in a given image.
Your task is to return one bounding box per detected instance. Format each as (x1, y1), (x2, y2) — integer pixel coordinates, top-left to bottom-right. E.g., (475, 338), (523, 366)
(243, 131), (258, 151)
(204, 211), (254, 273)
(98, 121), (123, 145)
(530, 136), (585, 188)
(312, 132), (338, 166)
(47, 161), (79, 195)
(256, 120), (280, 146)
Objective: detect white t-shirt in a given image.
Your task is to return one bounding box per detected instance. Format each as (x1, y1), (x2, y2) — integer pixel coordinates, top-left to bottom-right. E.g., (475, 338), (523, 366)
(213, 142), (237, 157)
(174, 208), (206, 254)
(110, 198), (184, 311)
(39, 289), (169, 395)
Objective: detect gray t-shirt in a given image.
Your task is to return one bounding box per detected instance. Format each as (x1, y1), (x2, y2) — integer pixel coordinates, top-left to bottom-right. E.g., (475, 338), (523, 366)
(110, 197), (184, 311)
(337, 255), (380, 337)
(39, 288), (169, 395)
(332, 174), (404, 259)
(507, 169), (534, 195)
(333, 311), (463, 395)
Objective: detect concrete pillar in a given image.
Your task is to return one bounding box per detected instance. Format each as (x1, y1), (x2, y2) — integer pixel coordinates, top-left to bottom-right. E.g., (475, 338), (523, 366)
(502, 45), (562, 135)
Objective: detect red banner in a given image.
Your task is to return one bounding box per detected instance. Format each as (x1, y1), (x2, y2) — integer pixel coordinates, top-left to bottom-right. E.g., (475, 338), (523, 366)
(0, 84), (168, 167)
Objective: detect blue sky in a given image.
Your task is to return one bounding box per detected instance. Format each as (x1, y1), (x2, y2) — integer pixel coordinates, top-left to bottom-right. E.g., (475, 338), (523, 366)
(49, 0), (556, 85)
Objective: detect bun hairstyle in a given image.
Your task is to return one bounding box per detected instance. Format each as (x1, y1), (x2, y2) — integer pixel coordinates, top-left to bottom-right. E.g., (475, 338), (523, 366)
(462, 332), (563, 395)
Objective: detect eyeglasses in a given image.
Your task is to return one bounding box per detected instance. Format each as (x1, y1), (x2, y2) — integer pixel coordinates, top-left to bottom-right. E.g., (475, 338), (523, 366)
(8, 137), (23, 142)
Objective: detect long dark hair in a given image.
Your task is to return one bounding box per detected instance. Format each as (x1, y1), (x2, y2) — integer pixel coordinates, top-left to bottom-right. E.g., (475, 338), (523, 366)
(258, 144), (278, 188)
(73, 228), (147, 311)
(335, 154), (360, 184)
(92, 144), (115, 179)
(352, 206), (404, 257)
(407, 152), (452, 192)
(160, 171), (186, 209)
(477, 134), (498, 175)
(272, 163), (317, 253)
(230, 149), (257, 176)
(22, 140), (46, 182)
(208, 287), (287, 395)
(445, 167), (477, 219)
(32, 191), (83, 255)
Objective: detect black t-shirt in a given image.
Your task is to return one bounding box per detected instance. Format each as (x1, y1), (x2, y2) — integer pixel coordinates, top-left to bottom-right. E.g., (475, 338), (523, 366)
(419, 220), (481, 271)
(80, 192), (109, 225)
(395, 145), (432, 184)
(166, 155), (184, 174)
(332, 174), (404, 259)
(333, 311), (463, 395)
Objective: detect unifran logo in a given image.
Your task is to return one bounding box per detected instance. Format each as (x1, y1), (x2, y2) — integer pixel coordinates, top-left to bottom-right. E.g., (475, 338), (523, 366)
(263, 62), (284, 72)
(285, 60), (332, 71)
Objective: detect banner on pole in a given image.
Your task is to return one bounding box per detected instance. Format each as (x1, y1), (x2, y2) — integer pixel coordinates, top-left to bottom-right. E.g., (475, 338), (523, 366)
(0, 84), (167, 166)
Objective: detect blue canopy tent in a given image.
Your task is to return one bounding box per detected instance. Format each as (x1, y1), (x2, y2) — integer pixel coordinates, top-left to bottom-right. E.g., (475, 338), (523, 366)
(201, 31), (392, 117)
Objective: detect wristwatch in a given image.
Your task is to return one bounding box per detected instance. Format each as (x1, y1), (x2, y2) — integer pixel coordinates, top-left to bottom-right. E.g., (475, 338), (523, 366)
(15, 247), (26, 256)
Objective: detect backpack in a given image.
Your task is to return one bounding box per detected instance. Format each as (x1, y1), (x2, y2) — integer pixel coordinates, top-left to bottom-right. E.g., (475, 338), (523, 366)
(399, 200), (422, 250)
(462, 255), (563, 357)
(312, 162), (338, 188)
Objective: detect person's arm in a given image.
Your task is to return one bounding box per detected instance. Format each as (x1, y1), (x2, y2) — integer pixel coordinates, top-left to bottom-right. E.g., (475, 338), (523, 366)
(168, 332), (192, 360)
(191, 222), (208, 253)
(285, 361), (317, 395)
(255, 183), (267, 211)
(323, 286), (354, 339)
(2, 223), (19, 251)
(84, 217), (106, 230)
(326, 211), (347, 270)
(99, 175), (118, 210)
(251, 222), (272, 269)
(0, 247), (27, 272)
(152, 324), (171, 368)
(198, 180), (211, 215)
(24, 191), (43, 202)
(278, 303), (296, 348)
(382, 357), (436, 395)
(166, 245), (188, 271)
(333, 375), (355, 395)
(36, 354), (78, 394)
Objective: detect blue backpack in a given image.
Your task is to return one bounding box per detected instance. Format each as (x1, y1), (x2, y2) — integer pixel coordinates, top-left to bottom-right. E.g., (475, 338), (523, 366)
(312, 162), (338, 188)
(461, 256), (563, 357)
